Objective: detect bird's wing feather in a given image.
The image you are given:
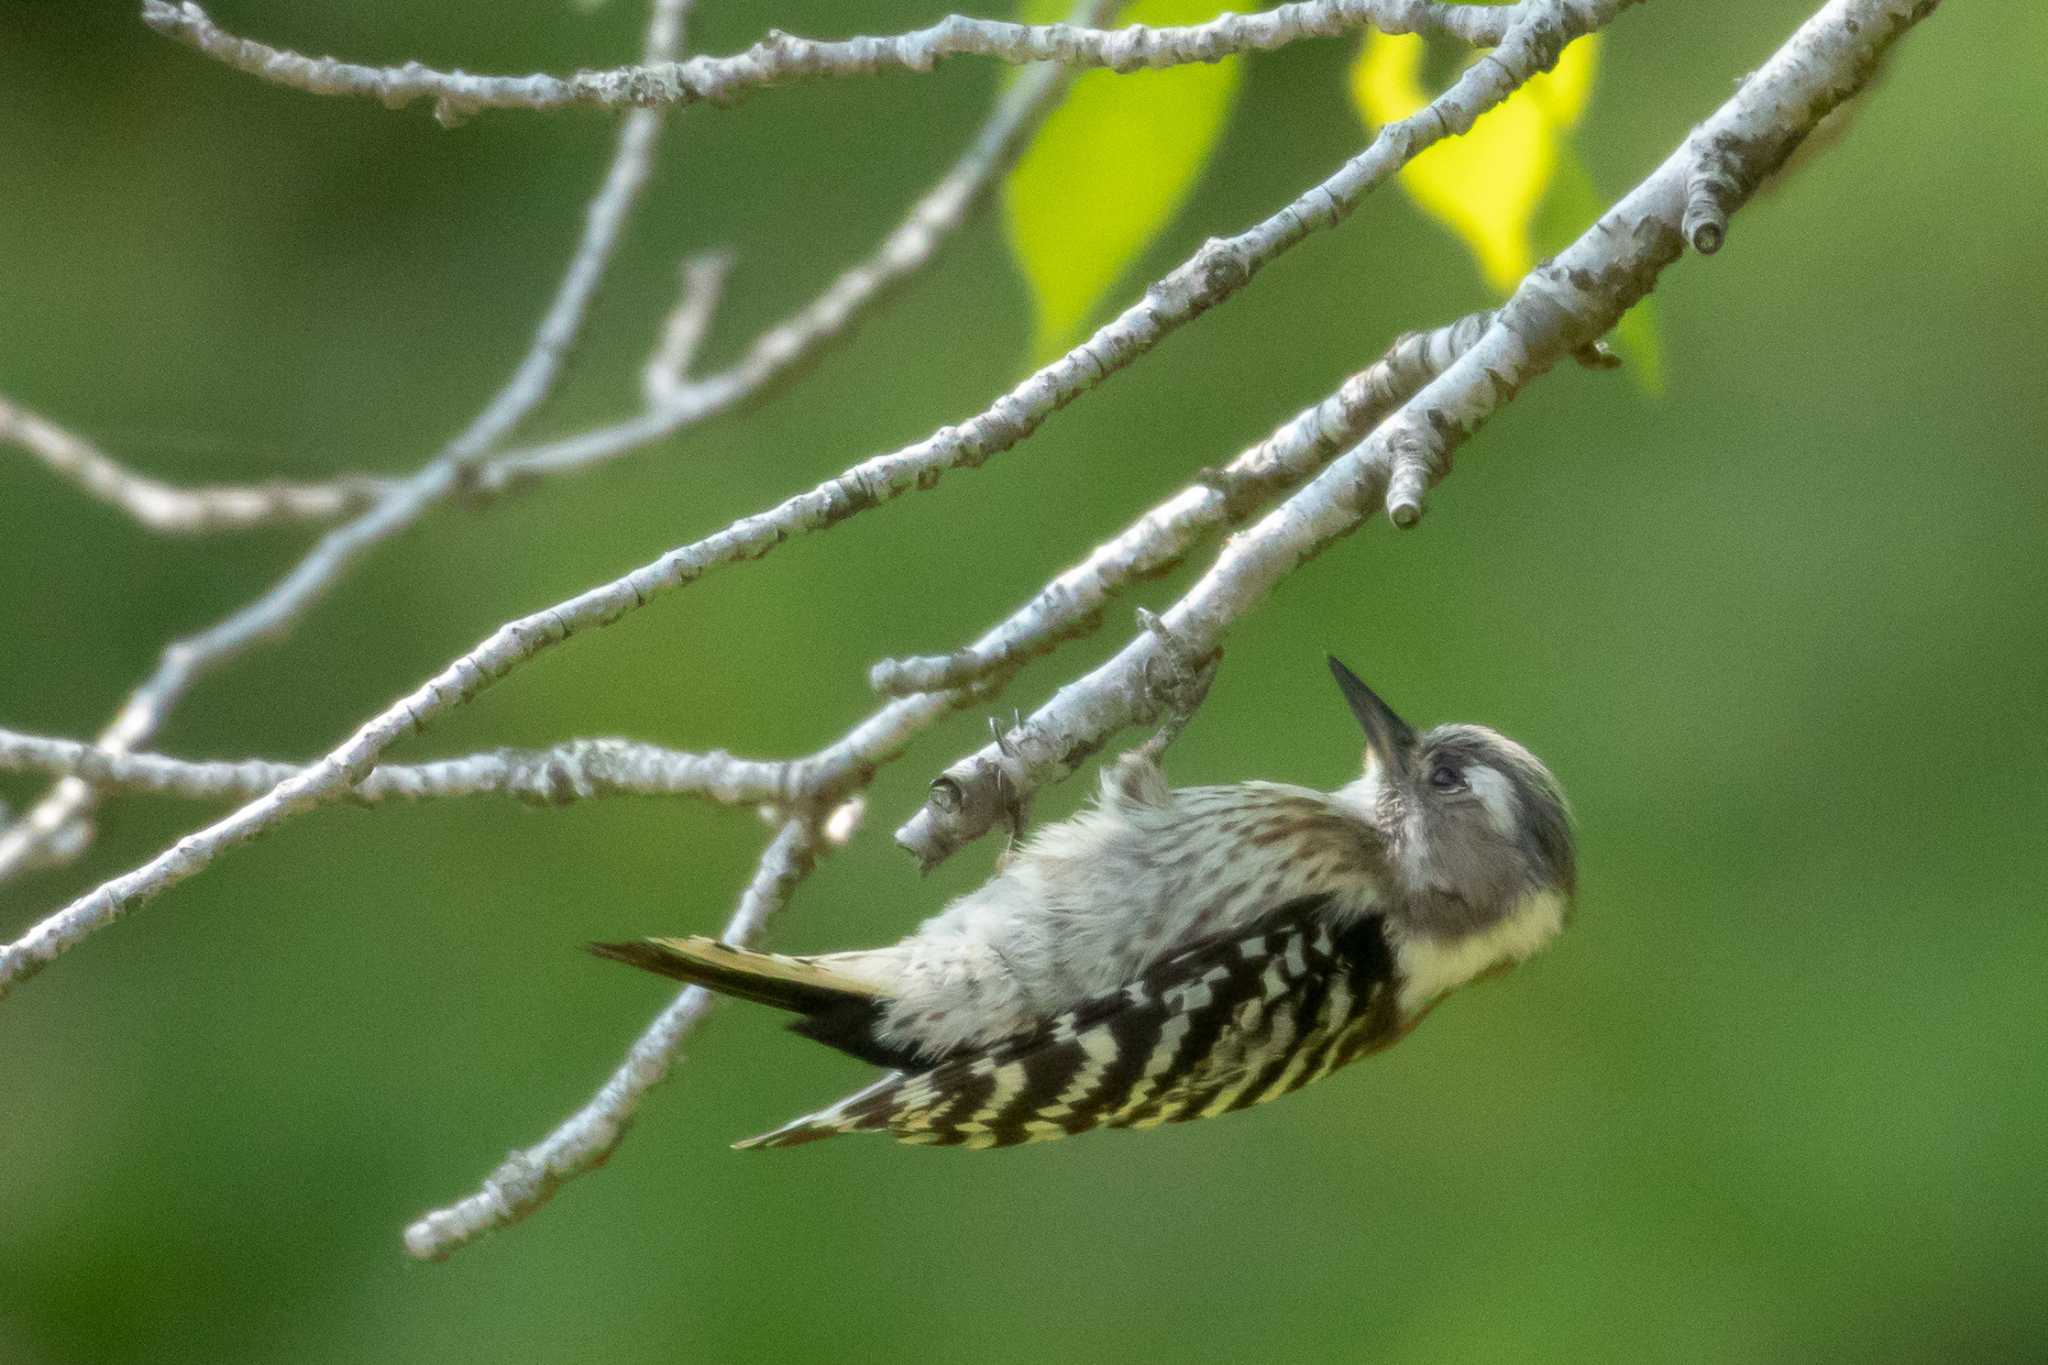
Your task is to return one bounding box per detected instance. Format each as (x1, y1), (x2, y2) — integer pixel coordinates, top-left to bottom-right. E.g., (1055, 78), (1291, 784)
(950, 784), (1390, 1030)
(735, 895), (1404, 1151)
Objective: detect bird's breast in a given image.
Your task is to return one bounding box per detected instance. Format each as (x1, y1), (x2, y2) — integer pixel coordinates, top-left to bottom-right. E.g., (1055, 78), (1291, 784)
(1390, 888), (1567, 1015)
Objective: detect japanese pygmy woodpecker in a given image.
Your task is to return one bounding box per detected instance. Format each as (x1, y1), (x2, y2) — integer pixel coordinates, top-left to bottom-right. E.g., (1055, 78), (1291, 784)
(593, 658), (1576, 1150)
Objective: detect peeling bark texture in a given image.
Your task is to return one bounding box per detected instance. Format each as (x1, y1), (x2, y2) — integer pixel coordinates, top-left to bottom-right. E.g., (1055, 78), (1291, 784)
(1, 0), (1937, 1262)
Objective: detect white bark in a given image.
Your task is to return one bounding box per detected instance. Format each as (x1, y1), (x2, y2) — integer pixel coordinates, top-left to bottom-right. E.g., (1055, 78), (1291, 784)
(143, 0), (1532, 122)
(0, 0), (699, 883)
(0, 394), (388, 531)
(470, 2), (1115, 498)
(0, 730), (796, 807)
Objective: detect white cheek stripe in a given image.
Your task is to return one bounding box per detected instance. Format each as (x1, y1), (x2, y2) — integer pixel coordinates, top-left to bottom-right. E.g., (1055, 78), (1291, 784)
(1394, 890), (1566, 1014)
(1464, 764), (1518, 836)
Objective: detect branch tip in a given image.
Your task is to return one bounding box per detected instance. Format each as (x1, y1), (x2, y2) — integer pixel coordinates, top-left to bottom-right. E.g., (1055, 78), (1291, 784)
(0, 393), (387, 533)
(1683, 138), (1744, 256)
(644, 249), (737, 406)
(1383, 432), (1438, 528)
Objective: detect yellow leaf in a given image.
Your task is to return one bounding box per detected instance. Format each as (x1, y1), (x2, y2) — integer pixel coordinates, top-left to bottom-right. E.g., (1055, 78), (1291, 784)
(1350, 29), (1601, 294)
(1004, 0), (1241, 362)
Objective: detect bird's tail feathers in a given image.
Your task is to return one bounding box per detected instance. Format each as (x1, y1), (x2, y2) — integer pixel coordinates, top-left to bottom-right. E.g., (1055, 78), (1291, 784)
(589, 936), (927, 1070)
(587, 936), (885, 1015)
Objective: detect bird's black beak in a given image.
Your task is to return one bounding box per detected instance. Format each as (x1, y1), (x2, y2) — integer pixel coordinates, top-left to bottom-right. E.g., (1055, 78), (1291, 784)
(1328, 657), (1416, 779)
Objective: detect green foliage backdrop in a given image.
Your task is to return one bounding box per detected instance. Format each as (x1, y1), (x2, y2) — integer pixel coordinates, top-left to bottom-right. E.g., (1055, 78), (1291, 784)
(2, 2), (2043, 1361)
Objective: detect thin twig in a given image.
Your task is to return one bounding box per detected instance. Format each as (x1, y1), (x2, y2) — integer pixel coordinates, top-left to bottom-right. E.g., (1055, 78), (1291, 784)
(642, 253), (736, 408)
(0, 730), (803, 808)
(0, 393), (389, 532)
(0, 302), (1532, 1277)
(895, 0), (1939, 868)
(0, 0), (697, 884)
(472, 4), (1112, 496)
(402, 815), (828, 1261)
(0, 0), (1601, 998)
(16, 0), (1932, 1267)
(142, 0), (1534, 122)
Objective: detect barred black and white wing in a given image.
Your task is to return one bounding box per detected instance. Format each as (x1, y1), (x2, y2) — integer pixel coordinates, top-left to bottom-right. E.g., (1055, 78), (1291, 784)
(735, 895), (1405, 1151)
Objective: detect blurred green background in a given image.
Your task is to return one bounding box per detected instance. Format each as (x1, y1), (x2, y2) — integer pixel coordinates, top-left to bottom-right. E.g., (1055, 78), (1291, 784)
(3, 2), (2044, 1361)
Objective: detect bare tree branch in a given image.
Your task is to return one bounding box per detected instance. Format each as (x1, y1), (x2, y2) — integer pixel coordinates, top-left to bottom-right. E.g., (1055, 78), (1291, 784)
(0, 0), (1601, 999)
(142, 0), (1533, 123)
(641, 252), (736, 409)
(896, 0), (1940, 868)
(5, 333), (1495, 821)
(402, 814), (832, 1261)
(0, 0), (694, 883)
(0, 0), (1104, 886)
(0, 729), (803, 808)
(0, 393), (389, 532)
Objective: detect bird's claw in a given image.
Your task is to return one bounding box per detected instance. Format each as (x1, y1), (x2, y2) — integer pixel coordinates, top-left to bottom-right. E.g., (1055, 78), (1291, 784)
(987, 709), (1023, 757)
(986, 710), (1030, 868)
(1133, 609), (1218, 765)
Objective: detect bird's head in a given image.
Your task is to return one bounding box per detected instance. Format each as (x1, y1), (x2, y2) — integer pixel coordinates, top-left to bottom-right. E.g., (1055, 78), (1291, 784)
(1328, 658), (1576, 929)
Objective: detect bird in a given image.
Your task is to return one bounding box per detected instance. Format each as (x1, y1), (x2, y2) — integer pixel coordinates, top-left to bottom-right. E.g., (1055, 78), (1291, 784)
(590, 658), (1575, 1151)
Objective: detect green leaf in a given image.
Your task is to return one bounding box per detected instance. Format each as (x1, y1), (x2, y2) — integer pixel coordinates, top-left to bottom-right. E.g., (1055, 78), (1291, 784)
(1002, 0), (1242, 363)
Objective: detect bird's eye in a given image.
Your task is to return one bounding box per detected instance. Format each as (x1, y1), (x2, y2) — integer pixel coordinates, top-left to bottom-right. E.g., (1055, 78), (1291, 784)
(1428, 764), (1466, 792)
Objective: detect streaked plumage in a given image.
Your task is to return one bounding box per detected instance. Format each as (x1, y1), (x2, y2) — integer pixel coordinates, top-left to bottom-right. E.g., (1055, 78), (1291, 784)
(736, 894), (1401, 1149)
(592, 659), (1576, 1151)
